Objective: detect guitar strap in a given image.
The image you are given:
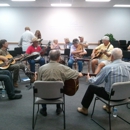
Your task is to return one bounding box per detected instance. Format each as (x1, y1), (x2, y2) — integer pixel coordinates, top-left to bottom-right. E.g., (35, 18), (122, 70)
(107, 43), (111, 50)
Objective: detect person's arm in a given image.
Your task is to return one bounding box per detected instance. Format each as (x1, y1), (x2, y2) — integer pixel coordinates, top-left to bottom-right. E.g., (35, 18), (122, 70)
(71, 45), (83, 55)
(0, 55), (9, 65)
(80, 42), (88, 48)
(103, 45), (114, 57)
(88, 67), (107, 85)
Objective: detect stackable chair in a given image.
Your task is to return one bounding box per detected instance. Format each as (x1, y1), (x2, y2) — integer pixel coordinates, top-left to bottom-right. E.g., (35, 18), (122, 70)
(32, 81), (65, 130)
(91, 81), (130, 130)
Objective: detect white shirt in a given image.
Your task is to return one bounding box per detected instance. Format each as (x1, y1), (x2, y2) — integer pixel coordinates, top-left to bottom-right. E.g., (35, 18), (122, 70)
(19, 30), (34, 51)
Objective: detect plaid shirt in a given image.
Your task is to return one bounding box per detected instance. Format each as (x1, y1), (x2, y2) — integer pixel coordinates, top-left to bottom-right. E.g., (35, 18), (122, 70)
(89, 59), (130, 93)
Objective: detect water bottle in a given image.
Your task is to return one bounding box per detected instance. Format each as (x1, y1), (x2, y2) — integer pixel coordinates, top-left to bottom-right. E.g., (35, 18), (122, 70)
(113, 107), (117, 117)
(1, 89), (6, 98)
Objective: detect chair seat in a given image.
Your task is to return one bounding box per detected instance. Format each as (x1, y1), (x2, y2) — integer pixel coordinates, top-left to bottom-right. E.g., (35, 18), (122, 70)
(35, 97), (63, 104)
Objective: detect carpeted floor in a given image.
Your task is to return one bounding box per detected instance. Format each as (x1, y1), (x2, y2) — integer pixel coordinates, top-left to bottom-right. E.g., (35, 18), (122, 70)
(0, 64), (130, 130)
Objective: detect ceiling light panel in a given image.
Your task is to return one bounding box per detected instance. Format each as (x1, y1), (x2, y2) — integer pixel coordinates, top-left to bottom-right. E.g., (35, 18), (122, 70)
(85, 0), (111, 2)
(114, 5), (130, 7)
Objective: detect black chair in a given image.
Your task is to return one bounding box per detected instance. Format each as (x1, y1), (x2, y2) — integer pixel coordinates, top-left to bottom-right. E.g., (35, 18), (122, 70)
(91, 81), (130, 130)
(14, 47), (23, 55)
(8, 50), (17, 57)
(85, 49), (93, 58)
(111, 41), (119, 48)
(122, 50), (130, 59)
(119, 40), (127, 50)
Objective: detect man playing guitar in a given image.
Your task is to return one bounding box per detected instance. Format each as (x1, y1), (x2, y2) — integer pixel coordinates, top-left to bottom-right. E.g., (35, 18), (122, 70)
(91, 36), (114, 74)
(25, 37), (45, 73)
(0, 39), (26, 87)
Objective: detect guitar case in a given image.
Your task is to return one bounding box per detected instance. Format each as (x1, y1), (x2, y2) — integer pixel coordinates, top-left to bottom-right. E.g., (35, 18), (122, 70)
(64, 78), (79, 96)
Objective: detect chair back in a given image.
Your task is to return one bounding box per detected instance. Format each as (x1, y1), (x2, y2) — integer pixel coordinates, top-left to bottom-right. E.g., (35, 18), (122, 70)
(64, 49), (70, 56)
(111, 81), (130, 100)
(14, 47), (23, 55)
(34, 81), (64, 99)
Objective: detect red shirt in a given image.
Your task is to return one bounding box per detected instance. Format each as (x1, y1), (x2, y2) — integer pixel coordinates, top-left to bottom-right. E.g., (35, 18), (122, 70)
(26, 45), (41, 54)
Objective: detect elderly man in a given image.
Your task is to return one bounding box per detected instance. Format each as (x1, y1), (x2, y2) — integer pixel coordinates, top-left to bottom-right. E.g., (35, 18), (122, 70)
(26, 37), (45, 72)
(91, 36), (114, 74)
(77, 48), (130, 115)
(19, 27), (34, 52)
(37, 50), (82, 116)
(79, 36), (88, 48)
(68, 38), (86, 72)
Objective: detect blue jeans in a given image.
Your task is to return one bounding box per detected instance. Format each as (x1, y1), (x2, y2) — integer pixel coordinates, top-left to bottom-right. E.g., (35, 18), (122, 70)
(0, 70), (15, 97)
(68, 58), (83, 72)
(28, 58), (45, 72)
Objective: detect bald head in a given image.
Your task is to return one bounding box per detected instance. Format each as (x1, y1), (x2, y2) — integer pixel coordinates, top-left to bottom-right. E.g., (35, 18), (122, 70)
(49, 50), (61, 61)
(111, 48), (123, 61)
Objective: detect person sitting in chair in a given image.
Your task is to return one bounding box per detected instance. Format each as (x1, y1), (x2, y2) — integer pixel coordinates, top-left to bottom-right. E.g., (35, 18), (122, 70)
(35, 50), (83, 116)
(0, 56), (22, 100)
(91, 36), (114, 74)
(68, 38), (86, 72)
(77, 48), (130, 115)
(0, 39), (27, 88)
(25, 37), (45, 73)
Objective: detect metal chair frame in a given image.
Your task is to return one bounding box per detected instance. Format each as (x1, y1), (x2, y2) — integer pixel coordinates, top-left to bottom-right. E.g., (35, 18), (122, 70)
(91, 81), (130, 130)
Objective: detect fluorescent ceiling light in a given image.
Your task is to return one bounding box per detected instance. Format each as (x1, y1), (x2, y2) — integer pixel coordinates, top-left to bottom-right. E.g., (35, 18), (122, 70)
(85, 0), (110, 2)
(51, 4), (72, 7)
(0, 4), (10, 6)
(11, 0), (35, 1)
(114, 5), (130, 7)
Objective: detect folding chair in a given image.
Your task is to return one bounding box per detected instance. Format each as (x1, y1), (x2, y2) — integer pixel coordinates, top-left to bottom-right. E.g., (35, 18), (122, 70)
(91, 81), (130, 130)
(32, 81), (65, 130)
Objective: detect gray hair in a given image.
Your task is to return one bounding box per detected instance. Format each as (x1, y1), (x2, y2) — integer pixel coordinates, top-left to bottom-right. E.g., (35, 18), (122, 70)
(111, 48), (123, 60)
(49, 50), (61, 61)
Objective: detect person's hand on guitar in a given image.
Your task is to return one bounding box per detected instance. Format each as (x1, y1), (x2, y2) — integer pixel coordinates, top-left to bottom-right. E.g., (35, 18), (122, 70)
(4, 59), (9, 66)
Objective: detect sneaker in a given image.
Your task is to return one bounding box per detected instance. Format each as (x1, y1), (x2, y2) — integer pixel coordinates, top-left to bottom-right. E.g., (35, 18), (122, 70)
(103, 105), (111, 113)
(9, 94), (22, 100)
(14, 89), (21, 93)
(77, 107), (88, 115)
(56, 107), (62, 115)
(40, 108), (47, 116)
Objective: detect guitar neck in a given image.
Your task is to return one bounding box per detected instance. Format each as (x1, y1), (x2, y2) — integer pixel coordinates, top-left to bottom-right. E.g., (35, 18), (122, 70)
(82, 73), (96, 77)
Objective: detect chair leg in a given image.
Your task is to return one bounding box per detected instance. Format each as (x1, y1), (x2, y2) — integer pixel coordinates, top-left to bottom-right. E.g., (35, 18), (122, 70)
(91, 97), (97, 118)
(108, 110), (111, 130)
(91, 97), (105, 130)
(32, 104), (35, 130)
(63, 103), (66, 129)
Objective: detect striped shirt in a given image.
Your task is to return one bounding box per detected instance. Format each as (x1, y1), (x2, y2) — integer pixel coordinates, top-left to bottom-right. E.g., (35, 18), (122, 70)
(89, 59), (130, 93)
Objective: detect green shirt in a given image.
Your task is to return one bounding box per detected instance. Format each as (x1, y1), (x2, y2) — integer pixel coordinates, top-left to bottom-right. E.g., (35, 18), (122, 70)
(0, 49), (9, 56)
(37, 60), (79, 82)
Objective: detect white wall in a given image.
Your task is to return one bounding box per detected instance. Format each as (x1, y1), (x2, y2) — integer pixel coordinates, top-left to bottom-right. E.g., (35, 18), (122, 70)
(0, 7), (130, 44)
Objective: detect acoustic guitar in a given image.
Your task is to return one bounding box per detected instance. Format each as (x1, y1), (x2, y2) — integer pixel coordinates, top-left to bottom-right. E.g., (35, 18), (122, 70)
(91, 44), (111, 60)
(0, 54), (22, 69)
(73, 44), (84, 59)
(64, 73), (96, 96)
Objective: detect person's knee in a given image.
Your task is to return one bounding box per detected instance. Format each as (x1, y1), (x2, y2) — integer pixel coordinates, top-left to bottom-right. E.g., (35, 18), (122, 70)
(91, 59), (97, 65)
(98, 63), (105, 68)
(30, 60), (35, 65)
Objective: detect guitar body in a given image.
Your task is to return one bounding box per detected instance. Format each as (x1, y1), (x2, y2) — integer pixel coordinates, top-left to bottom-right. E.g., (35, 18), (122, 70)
(0, 54), (15, 69)
(91, 49), (103, 59)
(64, 78), (79, 96)
(74, 44), (83, 58)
